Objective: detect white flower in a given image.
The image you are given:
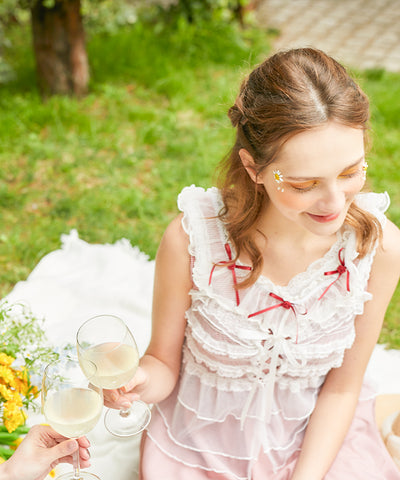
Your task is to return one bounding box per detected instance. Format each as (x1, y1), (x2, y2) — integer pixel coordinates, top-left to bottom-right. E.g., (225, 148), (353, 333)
(273, 169), (285, 191)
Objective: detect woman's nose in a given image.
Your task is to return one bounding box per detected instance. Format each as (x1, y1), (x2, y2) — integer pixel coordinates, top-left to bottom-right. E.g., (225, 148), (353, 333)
(317, 184), (346, 212)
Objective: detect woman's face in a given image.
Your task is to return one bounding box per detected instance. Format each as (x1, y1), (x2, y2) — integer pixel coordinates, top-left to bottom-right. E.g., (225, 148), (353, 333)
(245, 122), (366, 237)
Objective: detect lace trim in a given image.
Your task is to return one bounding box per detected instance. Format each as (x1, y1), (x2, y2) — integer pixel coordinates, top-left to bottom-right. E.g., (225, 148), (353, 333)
(187, 319), (258, 360)
(178, 185), (216, 289)
(182, 345), (253, 389)
(186, 302), (359, 384)
(178, 186), (389, 302)
(182, 341), (343, 394)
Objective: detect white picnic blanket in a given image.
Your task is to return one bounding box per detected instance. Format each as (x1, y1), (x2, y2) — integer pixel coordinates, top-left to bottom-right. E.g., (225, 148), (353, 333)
(5, 230), (400, 480)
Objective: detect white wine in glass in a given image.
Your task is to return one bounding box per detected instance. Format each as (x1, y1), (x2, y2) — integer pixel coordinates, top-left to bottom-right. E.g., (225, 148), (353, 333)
(77, 314), (151, 437)
(42, 357), (103, 480)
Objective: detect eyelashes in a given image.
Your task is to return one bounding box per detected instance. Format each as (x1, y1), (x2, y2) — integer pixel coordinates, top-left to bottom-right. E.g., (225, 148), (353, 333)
(290, 181), (318, 193)
(287, 167), (364, 193)
(339, 167), (363, 179)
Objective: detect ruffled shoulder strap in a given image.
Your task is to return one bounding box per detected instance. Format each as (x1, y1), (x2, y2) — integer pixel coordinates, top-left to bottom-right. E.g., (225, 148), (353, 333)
(354, 191), (390, 228)
(344, 191), (390, 293)
(177, 185), (228, 289)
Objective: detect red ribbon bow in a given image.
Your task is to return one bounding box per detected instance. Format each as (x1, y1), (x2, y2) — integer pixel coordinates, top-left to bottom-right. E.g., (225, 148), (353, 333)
(318, 248), (350, 301)
(208, 243), (252, 306)
(248, 292), (296, 319)
(248, 293), (300, 343)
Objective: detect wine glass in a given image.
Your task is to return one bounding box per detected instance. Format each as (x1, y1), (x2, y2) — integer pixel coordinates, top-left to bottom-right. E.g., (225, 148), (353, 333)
(76, 314), (151, 437)
(42, 357), (103, 480)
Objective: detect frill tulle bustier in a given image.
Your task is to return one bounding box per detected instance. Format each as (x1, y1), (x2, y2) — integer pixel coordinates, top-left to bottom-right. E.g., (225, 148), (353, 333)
(146, 186), (389, 479)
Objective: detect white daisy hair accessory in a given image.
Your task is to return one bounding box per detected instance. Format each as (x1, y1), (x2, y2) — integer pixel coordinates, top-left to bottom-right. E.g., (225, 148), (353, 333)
(273, 169), (284, 192)
(362, 161), (368, 181)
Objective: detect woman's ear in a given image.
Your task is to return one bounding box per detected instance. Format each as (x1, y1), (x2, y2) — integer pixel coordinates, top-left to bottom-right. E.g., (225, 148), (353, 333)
(239, 149), (262, 184)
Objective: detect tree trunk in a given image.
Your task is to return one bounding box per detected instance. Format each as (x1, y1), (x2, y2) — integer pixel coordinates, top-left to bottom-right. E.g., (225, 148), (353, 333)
(231, 0), (246, 28)
(30, 0), (89, 98)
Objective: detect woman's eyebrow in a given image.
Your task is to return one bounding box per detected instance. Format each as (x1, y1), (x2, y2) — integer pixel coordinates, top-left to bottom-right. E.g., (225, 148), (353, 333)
(285, 156), (365, 181)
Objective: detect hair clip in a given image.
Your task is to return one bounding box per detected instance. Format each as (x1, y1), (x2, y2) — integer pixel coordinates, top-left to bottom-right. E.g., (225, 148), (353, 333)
(362, 161), (368, 181)
(273, 170), (284, 192)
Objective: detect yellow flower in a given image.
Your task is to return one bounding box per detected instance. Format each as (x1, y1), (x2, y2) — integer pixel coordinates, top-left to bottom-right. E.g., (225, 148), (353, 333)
(0, 365), (16, 388)
(0, 458), (5, 464)
(13, 374), (29, 396)
(0, 384), (22, 405)
(49, 469), (56, 477)
(30, 385), (39, 398)
(0, 384), (14, 402)
(3, 401), (25, 432)
(10, 436), (24, 450)
(0, 353), (15, 367)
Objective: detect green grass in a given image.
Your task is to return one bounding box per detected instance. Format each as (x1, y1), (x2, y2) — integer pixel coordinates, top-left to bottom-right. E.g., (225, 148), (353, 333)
(0, 19), (268, 293)
(0, 20), (399, 347)
(360, 69), (400, 348)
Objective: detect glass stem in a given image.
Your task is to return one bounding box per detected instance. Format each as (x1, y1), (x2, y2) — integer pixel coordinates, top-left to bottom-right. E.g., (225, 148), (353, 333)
(72, 447), (81, 480)
(118, 388), (131, 417)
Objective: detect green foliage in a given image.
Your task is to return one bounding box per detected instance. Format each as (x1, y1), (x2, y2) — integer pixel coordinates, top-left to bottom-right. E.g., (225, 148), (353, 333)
(83, 0), (139, 33)
(0, 301), (57, 373)
(88, 18), (263, 88)
(147, 0), (251, 25)
(0, 0), (251, 89)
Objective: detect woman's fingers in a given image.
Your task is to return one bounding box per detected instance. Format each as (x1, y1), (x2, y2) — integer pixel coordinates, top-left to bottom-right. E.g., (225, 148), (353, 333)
(103, 388), (140, 409)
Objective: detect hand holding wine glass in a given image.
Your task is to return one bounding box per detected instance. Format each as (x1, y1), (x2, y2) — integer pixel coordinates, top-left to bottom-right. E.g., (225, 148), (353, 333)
(42, 357), (103, 480)
(0, 425), (91, 480)
(102, 365), (148, 410)
(76, 314), (151, 437)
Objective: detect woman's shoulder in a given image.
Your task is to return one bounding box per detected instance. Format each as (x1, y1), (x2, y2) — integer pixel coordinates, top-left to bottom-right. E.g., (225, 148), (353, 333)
(368, 219), (400, 301)
(161, 214), (189, 252)
(357, 218), (400, 321)
(377, 219), (400, 266)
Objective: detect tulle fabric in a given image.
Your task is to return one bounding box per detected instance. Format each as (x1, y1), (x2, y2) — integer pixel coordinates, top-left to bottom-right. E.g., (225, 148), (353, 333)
(141, 389), (400, 479)
(141, 186), (394, 479)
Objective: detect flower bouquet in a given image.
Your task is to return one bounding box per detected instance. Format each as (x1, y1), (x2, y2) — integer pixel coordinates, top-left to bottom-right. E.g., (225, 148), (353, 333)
(0, 300), (57, 461)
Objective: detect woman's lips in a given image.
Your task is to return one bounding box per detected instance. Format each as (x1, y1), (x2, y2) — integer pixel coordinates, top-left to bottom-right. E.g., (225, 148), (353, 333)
(307, 212), (341, 223)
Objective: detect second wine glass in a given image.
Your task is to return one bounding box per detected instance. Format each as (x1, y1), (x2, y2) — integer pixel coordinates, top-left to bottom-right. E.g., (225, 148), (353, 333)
(42, 357), (103, 480)
(76, 314), (151, 437)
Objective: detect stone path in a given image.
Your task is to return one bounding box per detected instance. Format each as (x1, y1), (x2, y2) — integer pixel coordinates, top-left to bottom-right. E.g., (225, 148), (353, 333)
(257, 0), (400, 72)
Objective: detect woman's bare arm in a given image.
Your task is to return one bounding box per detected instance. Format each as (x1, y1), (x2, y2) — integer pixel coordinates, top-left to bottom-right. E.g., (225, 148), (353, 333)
(291, 220), (400, 480)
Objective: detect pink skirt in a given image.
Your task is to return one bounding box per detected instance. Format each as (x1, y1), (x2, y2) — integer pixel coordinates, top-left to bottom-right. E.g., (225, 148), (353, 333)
(140, 396), (400, 479)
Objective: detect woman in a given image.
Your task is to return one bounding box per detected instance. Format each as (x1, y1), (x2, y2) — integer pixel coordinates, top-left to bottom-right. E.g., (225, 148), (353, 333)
(107, 47), (400, 479)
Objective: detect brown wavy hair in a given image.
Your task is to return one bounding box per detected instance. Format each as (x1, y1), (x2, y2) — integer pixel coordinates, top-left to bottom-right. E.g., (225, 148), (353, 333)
(217, 47), (382, 288)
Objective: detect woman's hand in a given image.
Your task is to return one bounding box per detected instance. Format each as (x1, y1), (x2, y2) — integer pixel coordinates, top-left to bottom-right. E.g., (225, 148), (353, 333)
(104, 215), (192, 410)
(102, 366), (148, 409)
(0, 424), (90, 480)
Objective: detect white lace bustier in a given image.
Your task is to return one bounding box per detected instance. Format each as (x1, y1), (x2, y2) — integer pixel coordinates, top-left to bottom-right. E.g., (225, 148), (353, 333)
(147, 186), (389, 479)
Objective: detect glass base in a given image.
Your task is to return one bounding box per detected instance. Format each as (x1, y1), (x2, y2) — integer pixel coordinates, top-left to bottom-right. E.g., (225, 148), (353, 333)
(56, 471), (100, 480)
(104, 400), (151, 437)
